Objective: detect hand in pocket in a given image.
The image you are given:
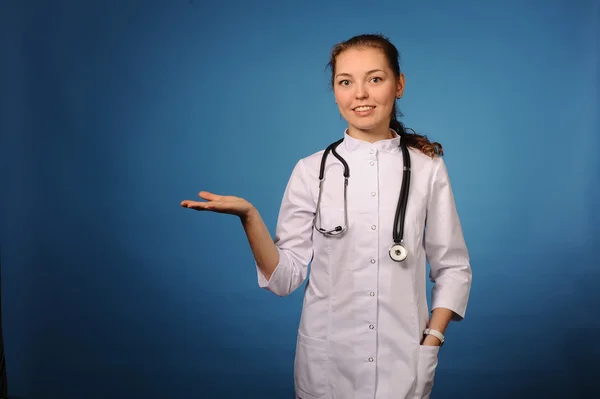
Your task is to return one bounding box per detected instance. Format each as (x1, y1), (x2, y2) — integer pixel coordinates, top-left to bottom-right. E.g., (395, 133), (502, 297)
(413, 344), (440, 398)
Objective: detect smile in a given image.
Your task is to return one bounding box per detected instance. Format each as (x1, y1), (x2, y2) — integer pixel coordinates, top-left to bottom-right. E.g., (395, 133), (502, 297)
(353, 106), (375, 112)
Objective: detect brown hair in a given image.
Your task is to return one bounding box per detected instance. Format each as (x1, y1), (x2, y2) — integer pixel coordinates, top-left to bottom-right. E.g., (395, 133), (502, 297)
(326, 33), (444, 158)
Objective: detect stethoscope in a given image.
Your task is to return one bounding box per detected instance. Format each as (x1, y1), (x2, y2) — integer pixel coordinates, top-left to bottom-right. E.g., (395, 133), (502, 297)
(313, 135), (411, 262)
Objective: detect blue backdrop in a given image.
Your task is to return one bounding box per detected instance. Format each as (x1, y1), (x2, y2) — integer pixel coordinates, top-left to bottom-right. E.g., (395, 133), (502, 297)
(1, 0), (598, 398)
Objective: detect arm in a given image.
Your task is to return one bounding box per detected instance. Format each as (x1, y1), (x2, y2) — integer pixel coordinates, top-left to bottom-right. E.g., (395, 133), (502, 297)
(240, 207), (280, 281)
(422, 308), (454, 345)
(423, 157), (472, 343)
(181, 159), (315, 296)
(254, 159), (316, 296)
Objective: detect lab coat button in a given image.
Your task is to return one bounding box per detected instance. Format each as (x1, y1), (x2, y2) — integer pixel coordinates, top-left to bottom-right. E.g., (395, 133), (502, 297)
(369, 161), (375, 166)
(371, 192), (376, 197)
(368, 357), (374, 362)
(371, 225), (376, 230)
(370, 292), (375, 296)
(369, 325), (375, 330)
(370, 259), (376, 264)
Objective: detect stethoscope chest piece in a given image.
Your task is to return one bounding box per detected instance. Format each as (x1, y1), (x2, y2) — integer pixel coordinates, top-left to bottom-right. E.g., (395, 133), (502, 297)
(389, 243), (408, 262)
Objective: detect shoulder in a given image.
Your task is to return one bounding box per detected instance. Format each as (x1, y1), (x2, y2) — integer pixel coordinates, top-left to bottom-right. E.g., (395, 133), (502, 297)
(288, 147), (328, 182)
(407, 146), (445, 172)
(278, 148), (327, 194)
(406, 147), (449, 195)
(300, 148), (327, 169)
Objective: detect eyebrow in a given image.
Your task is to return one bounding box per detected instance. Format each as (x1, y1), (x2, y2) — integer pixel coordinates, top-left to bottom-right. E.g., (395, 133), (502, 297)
(335, 69), (387, 79)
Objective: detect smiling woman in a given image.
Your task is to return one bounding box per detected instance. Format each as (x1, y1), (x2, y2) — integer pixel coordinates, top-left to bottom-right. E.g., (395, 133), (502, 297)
(327, 34), (444, 157)
(181, 33), (472, 399)
(331, 48), (403, 141)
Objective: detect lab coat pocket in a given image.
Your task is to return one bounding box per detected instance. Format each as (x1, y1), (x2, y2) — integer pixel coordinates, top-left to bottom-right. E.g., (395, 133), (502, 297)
(294, 332), (329, 399)
(413, 345), (440, 399)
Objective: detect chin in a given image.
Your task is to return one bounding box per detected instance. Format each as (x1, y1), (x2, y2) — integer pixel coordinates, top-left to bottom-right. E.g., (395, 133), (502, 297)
(349, 120), (385, 132)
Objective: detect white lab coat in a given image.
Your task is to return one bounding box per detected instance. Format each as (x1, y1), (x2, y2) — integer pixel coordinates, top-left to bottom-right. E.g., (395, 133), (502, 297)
(257, 130), (472, 399)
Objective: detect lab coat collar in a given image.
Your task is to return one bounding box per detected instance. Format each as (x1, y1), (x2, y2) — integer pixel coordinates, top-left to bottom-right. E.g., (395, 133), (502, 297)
(342, 128), (401, 153)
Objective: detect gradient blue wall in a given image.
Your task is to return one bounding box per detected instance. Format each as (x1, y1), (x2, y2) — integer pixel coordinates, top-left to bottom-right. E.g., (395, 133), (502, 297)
(1, 0), (598, 398)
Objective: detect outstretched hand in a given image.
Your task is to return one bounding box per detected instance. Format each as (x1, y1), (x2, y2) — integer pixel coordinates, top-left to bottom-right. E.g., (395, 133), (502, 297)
(181, 191), (254, 218)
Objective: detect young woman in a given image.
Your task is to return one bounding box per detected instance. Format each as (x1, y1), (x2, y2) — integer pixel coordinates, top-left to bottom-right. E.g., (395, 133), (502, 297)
(182, 33), (472, 399)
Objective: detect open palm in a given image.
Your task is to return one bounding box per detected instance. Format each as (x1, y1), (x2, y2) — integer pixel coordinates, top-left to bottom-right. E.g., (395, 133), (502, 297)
(181, 191), (253, 218)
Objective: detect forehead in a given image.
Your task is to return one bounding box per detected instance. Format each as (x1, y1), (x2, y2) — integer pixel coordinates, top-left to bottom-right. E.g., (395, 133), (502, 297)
(335, 47), (390, 74)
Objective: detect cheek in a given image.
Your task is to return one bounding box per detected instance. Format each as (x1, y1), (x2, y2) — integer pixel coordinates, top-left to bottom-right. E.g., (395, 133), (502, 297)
(376, 87), (396, 104)
(334, 91), (351, 108)
(375, 93), (396, 113)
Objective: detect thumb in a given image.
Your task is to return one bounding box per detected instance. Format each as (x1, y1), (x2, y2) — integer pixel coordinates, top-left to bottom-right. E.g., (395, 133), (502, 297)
(198, 191), (221, 201)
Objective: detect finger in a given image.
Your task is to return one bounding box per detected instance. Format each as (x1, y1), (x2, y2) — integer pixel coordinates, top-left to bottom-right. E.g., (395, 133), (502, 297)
(181, 200), (202, 206)
(191, 200), (233, 213)
(181, 200), (210, 210)
(198, 191), (222, 201)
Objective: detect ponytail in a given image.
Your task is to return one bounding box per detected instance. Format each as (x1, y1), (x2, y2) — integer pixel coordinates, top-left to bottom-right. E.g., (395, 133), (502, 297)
(390, 117), (444, 158)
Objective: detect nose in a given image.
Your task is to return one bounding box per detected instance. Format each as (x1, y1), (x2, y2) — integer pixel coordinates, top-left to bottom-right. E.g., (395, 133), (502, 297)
(355, 83), (368, 99)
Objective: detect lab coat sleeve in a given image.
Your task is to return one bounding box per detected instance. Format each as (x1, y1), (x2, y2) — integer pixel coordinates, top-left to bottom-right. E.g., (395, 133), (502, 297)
(256, 158), (315, 296)
(424, 157), (472, 321)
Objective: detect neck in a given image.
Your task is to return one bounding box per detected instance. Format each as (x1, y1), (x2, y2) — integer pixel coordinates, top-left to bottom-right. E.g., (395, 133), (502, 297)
(347, 125), (394, 144)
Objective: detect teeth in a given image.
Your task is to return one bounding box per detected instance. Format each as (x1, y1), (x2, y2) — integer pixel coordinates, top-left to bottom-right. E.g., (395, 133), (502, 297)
(355, 106), (374, 111)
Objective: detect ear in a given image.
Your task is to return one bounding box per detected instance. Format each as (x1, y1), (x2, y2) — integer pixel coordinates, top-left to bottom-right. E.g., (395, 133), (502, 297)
(396, 73), (406, 99)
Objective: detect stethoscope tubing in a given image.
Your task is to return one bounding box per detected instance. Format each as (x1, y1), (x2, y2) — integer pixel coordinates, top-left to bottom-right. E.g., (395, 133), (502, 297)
(314, 135), (411, 262)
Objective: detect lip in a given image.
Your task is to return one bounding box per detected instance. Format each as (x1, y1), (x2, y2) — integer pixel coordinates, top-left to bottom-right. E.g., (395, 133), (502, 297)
(353, 105), (376, 116)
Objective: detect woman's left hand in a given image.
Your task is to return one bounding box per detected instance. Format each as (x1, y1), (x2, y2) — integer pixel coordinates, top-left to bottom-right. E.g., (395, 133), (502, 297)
(421, 335), (442, 346)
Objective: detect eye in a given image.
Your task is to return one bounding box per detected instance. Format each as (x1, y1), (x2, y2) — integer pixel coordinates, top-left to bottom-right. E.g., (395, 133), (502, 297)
(338, 79), (350, 86)
(371, 76), (383, 83)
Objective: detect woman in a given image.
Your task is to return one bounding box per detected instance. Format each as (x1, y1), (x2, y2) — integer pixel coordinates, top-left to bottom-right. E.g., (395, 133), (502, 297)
(181, 33), (472, 399)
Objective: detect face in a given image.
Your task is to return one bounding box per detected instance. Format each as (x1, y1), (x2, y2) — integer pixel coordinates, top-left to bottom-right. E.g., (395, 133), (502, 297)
(333, 47), (405, 139)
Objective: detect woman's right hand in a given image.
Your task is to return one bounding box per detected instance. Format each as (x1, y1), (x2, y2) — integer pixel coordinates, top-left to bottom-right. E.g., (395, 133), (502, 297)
(181, 191), (255, 219)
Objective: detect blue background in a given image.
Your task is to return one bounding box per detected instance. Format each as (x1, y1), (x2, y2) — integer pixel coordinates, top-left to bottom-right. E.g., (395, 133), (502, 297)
(1, 0), (599, 398)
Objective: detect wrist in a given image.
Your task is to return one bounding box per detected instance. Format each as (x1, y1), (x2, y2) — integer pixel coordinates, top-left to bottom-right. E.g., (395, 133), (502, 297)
(241, 205), (259, 224)
(422, 334), (441, 346)
(422, 328), (445, 347)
